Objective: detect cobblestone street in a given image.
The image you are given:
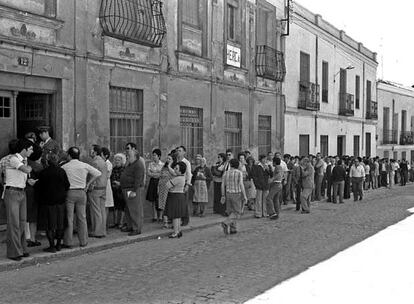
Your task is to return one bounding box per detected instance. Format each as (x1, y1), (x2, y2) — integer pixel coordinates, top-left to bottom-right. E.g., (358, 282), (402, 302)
(0, 185), (413, 304)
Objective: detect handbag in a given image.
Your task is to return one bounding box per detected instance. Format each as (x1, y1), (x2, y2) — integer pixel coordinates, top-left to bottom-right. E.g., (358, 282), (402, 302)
(211, 165), (224, 177)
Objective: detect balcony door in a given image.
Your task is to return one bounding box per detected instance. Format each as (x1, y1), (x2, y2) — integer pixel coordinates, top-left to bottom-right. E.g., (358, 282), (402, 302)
(339, 68), (347, 93)
(337, 135), (346, 156)
(366, 132), (371, 157)
(299, 134), (309, 157)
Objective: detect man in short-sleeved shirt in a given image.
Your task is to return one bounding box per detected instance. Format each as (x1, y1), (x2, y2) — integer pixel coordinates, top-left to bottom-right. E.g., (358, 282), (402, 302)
(3, 139), (33, 261)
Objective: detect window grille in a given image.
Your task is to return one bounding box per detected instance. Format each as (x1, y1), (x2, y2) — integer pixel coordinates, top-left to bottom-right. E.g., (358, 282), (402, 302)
(99, 0), (166, 47)
(109, 87), (143, 154)
(19, 97), (45, 120)
(0, 97), (11, 118)
(180, 106), (203, 162)
(225, 111), (242, 155)
(258, 115), (271, 156)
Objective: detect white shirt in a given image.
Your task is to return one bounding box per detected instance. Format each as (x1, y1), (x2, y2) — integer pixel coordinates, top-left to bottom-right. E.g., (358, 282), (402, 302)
(280, 159), (288, 172)
(62, 159), (101, 189)
(4, 154), (28, 189)
(180, 157), (192, 186)
(350, 164), (365, 178)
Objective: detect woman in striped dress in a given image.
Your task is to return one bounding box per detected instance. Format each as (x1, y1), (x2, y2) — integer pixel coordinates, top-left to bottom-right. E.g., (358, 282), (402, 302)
(158, 154), (176, 228)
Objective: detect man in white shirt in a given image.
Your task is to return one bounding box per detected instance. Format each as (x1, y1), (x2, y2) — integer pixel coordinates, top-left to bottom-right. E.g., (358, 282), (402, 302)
(177, 146), (192, 226)
(62, 147), (101, 248)
(3, 139), (33, 261)
(350, 157), (365, 201)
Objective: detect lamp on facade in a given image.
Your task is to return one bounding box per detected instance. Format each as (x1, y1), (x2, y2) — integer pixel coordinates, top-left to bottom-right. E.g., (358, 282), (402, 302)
(333, 64), (355, 82)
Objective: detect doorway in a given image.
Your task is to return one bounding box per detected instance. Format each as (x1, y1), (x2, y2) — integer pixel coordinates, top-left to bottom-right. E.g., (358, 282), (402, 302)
(16, 92), (54, 139)
(337, 135), (346, 156)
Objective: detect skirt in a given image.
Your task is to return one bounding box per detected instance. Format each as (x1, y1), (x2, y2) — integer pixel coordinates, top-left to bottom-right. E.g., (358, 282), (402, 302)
(193, 180), (208, 203)
(26, 185), (39, 223)
(146, 178), (159, 204)
(39, 204), (66, 231)
(165, 192), (188, 219)
(105, 179), (114, 208)
(113, 188), (126, 211)
(213, 182), (226, 215)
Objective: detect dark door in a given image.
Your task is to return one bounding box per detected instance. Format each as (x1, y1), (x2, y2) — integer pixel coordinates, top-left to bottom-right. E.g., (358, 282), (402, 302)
(17, 92), (54, 139)
(299, 134), (310, 157)
(337, 135), (345, 156)
(353, 135), (360, 157)
(366, 132), (371, 157)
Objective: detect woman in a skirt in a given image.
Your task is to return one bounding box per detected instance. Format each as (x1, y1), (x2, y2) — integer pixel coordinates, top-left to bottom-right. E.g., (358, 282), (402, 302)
(166, 161), (187, 238)
(192, 156), (212, 217)
(110, 153), (127, 229)
(158, 153), (177, 228)
(36, 153), (70, 252)
(211, 153), (226, 215)
(101, 147), (115, 227)
(146, 149), (164, 222)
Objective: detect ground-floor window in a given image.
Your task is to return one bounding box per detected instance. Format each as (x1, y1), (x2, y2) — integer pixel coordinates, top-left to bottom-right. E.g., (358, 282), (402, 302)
(384, 150), (389, 159)
(299, 134), (309, 157)
(225, 111), (242, 155)
(393, 151), (398, 160)
(402, 151), (407, 160)
(0, 96), (11, 118)
(109, 86), (143, 154)
(320, 135), (328, 157)
(353, 135), (360, 157)
(180, 106), (203, 162)
(258, 115), (271, 156)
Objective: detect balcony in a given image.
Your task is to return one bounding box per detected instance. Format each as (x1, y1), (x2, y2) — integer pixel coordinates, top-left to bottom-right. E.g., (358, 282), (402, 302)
(400, 131), (414, 145)
(339, 92), (354, 116)
(256, 45), (286, 82)
(382, 129), (398, 145)
(366, 100), (378, 119)
(99, 0), (166, 48)
(298, 81), (320, 111)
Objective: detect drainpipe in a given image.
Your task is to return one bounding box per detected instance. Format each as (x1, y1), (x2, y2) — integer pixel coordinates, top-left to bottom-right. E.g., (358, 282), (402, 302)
(362, 62), (366, 156)
(73, 0), (77, 146)
(315, 36), (319, 152)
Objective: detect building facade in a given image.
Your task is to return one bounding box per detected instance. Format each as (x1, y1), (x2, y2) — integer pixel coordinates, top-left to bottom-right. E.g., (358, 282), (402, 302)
(283, 3), (378, 157)
(376, 80), (414, 162)
(0, 0), (288, 164)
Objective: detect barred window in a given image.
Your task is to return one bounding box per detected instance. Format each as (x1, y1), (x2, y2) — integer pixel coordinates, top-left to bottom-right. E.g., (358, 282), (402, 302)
(258, 115), (271, 156)
(225, 111), (242, 155)
(180, 106), (203, 162)
(109, 87), (143, 154)
(182, 0), (199, 28)
(0, 97), (11, 118)
(19, 98), (44, 120)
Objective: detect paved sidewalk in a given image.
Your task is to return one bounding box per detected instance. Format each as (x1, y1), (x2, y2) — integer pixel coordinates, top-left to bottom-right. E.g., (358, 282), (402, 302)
(0, 185), (395, 272)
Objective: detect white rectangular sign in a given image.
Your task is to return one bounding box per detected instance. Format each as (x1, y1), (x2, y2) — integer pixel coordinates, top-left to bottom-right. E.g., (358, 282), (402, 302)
(226, 44), (241, 68)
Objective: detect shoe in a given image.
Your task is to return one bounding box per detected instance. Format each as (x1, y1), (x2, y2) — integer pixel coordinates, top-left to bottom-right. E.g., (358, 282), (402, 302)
(301, 210), (310, 214)
(221, 222), (230, 235)
(109, 224), (118, 228)
(92, 235), (105, 238)
(9, 256), (22, 261)
(269, 213), (279, 220)
(168, 232), (182, 238)
(22, 252), (30, 258)
(152, 218), (158, 223)
(199, 213), (205, 217)
(80, 243), (88, 248)
(27, 240), (41, 247)
(61, 244), (72, 249)
(43, 247), (56, 253)
(121, 227), (133, 233)
(359, 197), (363, 201)
(128, 230), (141, 236)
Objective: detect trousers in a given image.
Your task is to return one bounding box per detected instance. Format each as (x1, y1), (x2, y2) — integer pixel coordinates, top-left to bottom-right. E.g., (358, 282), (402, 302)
(64, 190), (88, 246)
(266, 183), (282, 215)
(87, 189), (107, 236)
(123, 188), (143, 232)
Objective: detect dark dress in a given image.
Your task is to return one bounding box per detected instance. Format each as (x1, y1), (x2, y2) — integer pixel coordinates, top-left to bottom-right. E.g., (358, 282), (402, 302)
(36, 165), (70, 231)
(344, 166), (351, 199)
(26, 160), (44, 223)
(146, 177), (160, 207)
(111, 166), (126, 211)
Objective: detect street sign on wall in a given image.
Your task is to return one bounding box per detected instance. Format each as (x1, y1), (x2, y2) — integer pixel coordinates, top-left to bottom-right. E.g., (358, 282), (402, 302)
(226, 44), (241, 68)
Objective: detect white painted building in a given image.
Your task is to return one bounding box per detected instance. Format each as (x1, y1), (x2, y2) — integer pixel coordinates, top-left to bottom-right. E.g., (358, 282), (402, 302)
(283, 2), (378, 157)
(376, 80), (414, 162)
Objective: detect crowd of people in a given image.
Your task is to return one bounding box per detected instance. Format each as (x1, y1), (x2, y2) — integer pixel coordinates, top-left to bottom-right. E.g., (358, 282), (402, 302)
(1, 127), (414, 261)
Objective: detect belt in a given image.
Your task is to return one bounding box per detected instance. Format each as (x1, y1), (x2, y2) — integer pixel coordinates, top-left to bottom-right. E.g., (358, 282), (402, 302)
(69, 188), (85, 191)
(5, 186), (25, 191)
(92, 186), (106, 190)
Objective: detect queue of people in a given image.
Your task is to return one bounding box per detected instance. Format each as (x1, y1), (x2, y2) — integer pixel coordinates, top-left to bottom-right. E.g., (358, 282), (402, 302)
(1, 129), (414, 260)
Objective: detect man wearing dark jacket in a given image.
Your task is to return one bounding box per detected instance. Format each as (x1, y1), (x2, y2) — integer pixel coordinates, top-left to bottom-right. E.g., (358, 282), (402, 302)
(325, 157), (335, 202)
(251, 155), (273, 218)
(332, 159), (346, 204)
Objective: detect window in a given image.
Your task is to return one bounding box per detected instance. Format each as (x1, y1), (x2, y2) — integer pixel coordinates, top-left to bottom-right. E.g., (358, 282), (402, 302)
(2, 0), (56, 18)
(180, 106), (203, 162)
(44, 0), (57, 18)
(109, 87), (143, 154)
(300, 52), (310, 83)
(353, 135), (360, 157)
(393, 151), (398, 160)
(402, 151), (406, 160)
(258, 115), (271, 156)
(366, 80), (371, 104)
(384, 150), (389, 159)
(322, 61), (328, 103)
(320, 135), (328, 157)
(227, 3), (236, 40)
(366, 132), (371, 157)
(299, 135), (310, 157)
(355, 76), (360, 109)
(225, 111), (242, 155)
(0, 97), (11, 118)
(182, 0), (200, 27)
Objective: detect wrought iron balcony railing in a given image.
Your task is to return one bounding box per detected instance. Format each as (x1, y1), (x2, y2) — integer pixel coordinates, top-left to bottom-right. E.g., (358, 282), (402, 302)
(400, 131), (414, 145)
(366, 100), (378, 119)
(298, 81), (320, 111)
(99, 0), (166, 48)
(382, 129), (398, 145)
(339, 92), (354, 116)
(256, 45), (286, 82)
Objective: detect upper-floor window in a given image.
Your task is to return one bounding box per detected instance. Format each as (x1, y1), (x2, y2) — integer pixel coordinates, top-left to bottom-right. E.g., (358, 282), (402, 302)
(0, 0), (57, 18)
(322, 61), (328, 103)
(179, 0), (207, 57)
(366, 80), (372, 103)
(355, 75), (360, 109)
(300, 52), (310, 83)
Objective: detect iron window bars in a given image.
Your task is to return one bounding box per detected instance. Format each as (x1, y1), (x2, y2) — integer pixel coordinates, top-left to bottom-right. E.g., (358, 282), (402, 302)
(99, 0), (166, 47)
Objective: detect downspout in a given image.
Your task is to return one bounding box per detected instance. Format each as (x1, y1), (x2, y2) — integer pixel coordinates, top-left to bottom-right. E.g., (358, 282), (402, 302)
(73, 0), (77, 146)
(362, 62), (366, 156)
(315, 36), (319, 152)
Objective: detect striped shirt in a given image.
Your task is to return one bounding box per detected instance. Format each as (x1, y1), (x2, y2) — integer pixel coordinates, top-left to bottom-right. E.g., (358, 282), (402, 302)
(223, 169), (242, 193)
